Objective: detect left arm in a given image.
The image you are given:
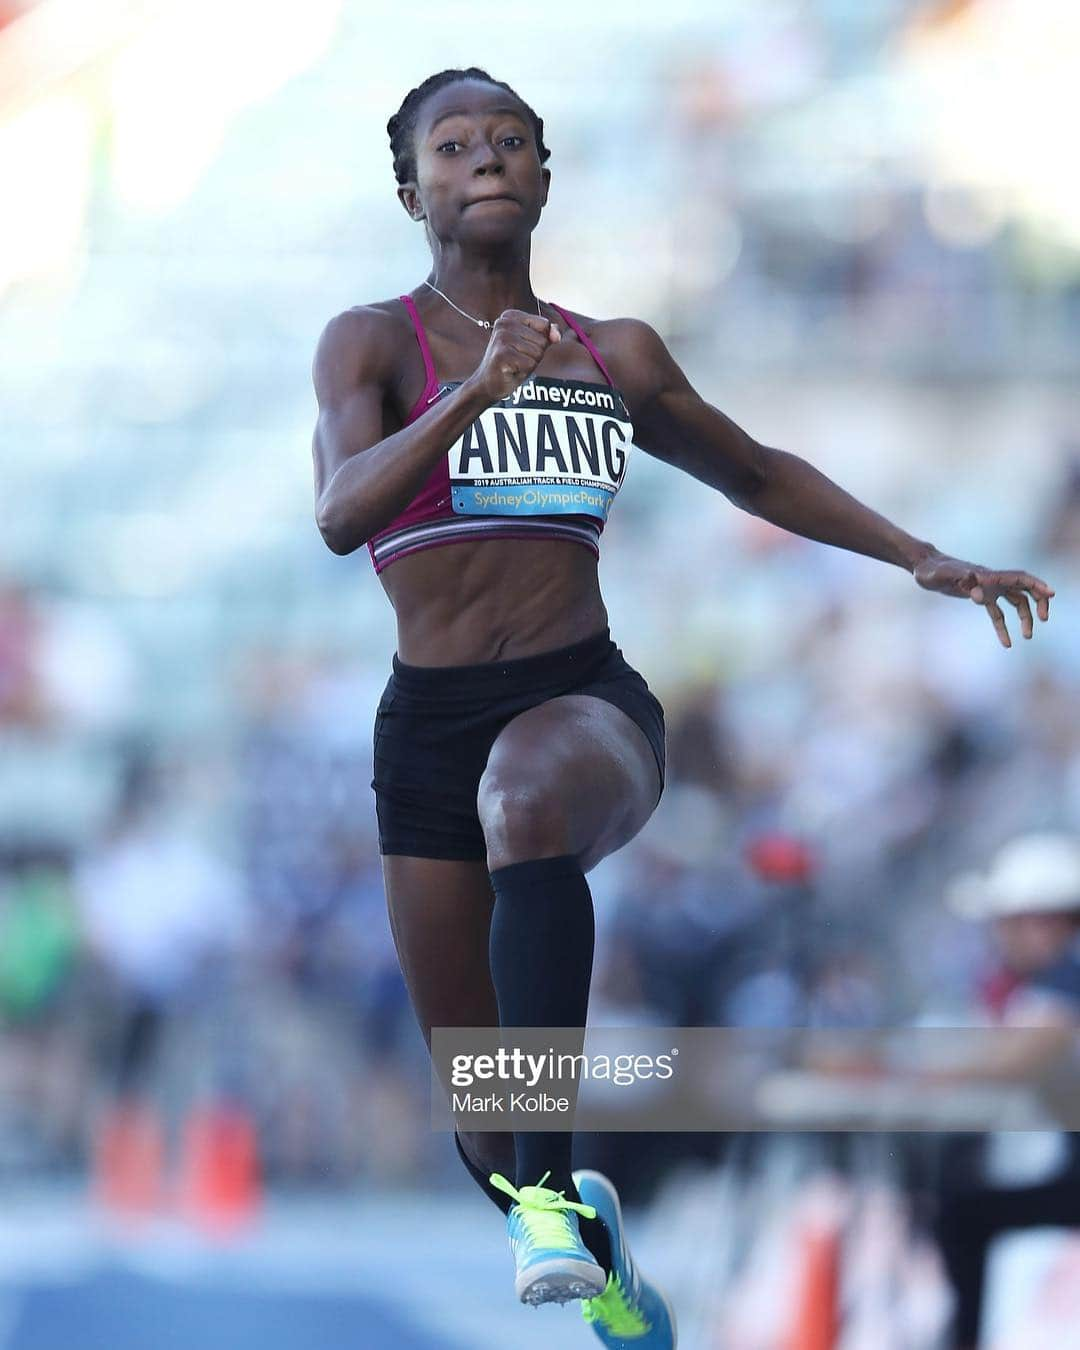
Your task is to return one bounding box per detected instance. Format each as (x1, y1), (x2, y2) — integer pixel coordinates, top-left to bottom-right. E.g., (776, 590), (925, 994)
(608, 319), (1055, 647)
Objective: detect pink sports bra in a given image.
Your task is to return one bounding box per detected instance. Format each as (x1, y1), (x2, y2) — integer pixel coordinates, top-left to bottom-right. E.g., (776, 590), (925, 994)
(366, 294), (635, 574)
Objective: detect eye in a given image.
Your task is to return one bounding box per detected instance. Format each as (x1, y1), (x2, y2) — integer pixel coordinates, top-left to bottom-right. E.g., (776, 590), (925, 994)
(437, 134), (524, 153)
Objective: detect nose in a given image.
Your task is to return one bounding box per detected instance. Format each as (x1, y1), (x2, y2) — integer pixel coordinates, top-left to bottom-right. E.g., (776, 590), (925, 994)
(472, 139), (505, 176)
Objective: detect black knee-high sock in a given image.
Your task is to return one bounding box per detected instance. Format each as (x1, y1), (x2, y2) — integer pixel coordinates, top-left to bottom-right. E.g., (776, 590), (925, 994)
(488, 853), (612, 1278)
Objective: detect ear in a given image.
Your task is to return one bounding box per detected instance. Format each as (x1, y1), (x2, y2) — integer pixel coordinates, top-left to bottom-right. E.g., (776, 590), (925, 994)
(540, 166), (551, 209)
(397, 183), (425, 221)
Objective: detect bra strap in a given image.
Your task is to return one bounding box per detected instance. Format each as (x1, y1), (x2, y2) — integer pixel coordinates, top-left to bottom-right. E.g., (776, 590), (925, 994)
(399, 293), (438, 395)
(546, 302), (616, 388)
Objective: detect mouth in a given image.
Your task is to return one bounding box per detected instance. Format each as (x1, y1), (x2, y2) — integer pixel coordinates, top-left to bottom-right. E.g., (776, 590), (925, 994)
(464, 194), (520, 209)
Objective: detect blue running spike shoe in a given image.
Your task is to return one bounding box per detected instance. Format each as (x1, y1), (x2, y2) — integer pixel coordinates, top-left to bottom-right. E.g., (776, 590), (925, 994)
(573, 1169), (677, 1347)
(489, 1170), (608, 1307)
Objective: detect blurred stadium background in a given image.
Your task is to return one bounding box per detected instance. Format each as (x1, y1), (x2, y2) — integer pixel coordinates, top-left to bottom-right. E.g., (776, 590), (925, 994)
(2, 0), (1080, 1345)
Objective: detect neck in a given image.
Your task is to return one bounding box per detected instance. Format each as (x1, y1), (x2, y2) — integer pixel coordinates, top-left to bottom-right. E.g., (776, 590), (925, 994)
(425, 239), (538, 322)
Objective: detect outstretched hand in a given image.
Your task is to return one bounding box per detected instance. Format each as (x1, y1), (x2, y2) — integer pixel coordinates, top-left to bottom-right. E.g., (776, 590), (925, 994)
(913, 551), (1055, 648)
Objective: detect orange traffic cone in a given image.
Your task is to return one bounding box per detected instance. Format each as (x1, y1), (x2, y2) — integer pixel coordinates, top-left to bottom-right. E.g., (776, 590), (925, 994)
(177, 1101), (262, 1236)
(783, 1217), (842, 1350)
(91, 1098), (166, 1218)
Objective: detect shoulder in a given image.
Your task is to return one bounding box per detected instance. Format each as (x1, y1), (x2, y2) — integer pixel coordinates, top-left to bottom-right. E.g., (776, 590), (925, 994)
(552, 308), (664, 360)
(555, 308), (678, 405)
(312, 299), (412, 393)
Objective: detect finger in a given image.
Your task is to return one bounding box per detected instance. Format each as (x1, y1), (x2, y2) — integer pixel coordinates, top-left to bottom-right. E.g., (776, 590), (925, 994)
(494, 341), (545, 370)
(511, 312), (560, 334)
(547, 322), (561, 343)
(985, 599), (1011, 648)
(492, 318), (543, 345)
(1006, 591), (1034, 639)
(1019, 574), (1055, 620)
(992, 572), (1053, 621)
(1015, 572), (1055, 597)
(502, 333), (548, 358)
(992, 570), (1056, 608)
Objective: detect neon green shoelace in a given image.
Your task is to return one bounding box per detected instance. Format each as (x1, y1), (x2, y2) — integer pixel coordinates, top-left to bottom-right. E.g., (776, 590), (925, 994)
(581, 1270), (651, 1335)
(490, 1170), (597, 1251)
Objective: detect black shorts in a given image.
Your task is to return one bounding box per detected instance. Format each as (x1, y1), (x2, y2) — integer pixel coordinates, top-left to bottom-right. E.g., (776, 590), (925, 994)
(370, 626), (666, 860)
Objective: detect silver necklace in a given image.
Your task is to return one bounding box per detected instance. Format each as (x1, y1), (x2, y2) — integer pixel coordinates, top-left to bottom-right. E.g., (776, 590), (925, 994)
(423, 279), (543, 330)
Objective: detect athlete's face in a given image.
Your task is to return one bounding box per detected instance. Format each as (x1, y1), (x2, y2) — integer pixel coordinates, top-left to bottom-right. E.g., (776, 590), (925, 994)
(399, 81), (549, 241)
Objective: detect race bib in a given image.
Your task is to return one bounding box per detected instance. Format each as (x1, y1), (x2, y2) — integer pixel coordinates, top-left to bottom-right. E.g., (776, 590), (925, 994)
(441, 377), (633, 520)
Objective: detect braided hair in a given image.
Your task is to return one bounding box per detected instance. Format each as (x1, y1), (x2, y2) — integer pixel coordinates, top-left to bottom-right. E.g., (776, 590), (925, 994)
(387, 68), (550, 186)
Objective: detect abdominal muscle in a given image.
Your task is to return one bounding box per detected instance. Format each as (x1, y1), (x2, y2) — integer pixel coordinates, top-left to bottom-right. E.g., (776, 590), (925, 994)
(377, 534), (609, 666)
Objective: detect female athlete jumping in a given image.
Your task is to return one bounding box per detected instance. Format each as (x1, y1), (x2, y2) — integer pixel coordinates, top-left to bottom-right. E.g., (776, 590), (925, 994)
(310, 67), (1055, 1347)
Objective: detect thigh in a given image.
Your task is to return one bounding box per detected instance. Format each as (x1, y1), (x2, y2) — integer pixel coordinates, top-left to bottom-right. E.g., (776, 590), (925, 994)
(381, 855), (500, 1049)
(478, 693), (662, 873)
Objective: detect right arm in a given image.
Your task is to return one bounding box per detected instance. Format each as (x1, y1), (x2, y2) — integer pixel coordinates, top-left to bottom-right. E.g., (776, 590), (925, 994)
(312, 305), (561, 556)
(311, 308), (494, 555)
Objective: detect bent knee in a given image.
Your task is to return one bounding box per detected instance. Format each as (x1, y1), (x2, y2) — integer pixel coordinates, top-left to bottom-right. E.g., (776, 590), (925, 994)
(476, 768), (574, 869)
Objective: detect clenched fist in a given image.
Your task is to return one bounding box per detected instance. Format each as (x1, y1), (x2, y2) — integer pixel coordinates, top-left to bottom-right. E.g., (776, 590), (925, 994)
(467, 310), (561, 404)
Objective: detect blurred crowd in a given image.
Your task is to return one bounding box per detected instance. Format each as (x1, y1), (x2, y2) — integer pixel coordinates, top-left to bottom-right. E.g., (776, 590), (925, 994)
(3, 3), (1080, 1343)
(1, 444), (1077, 1191)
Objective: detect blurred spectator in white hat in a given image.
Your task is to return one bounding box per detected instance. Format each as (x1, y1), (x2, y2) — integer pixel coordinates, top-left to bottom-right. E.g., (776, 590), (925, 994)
(945, 832), (1080, 1021)
(934, 831), (1080, 1350)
